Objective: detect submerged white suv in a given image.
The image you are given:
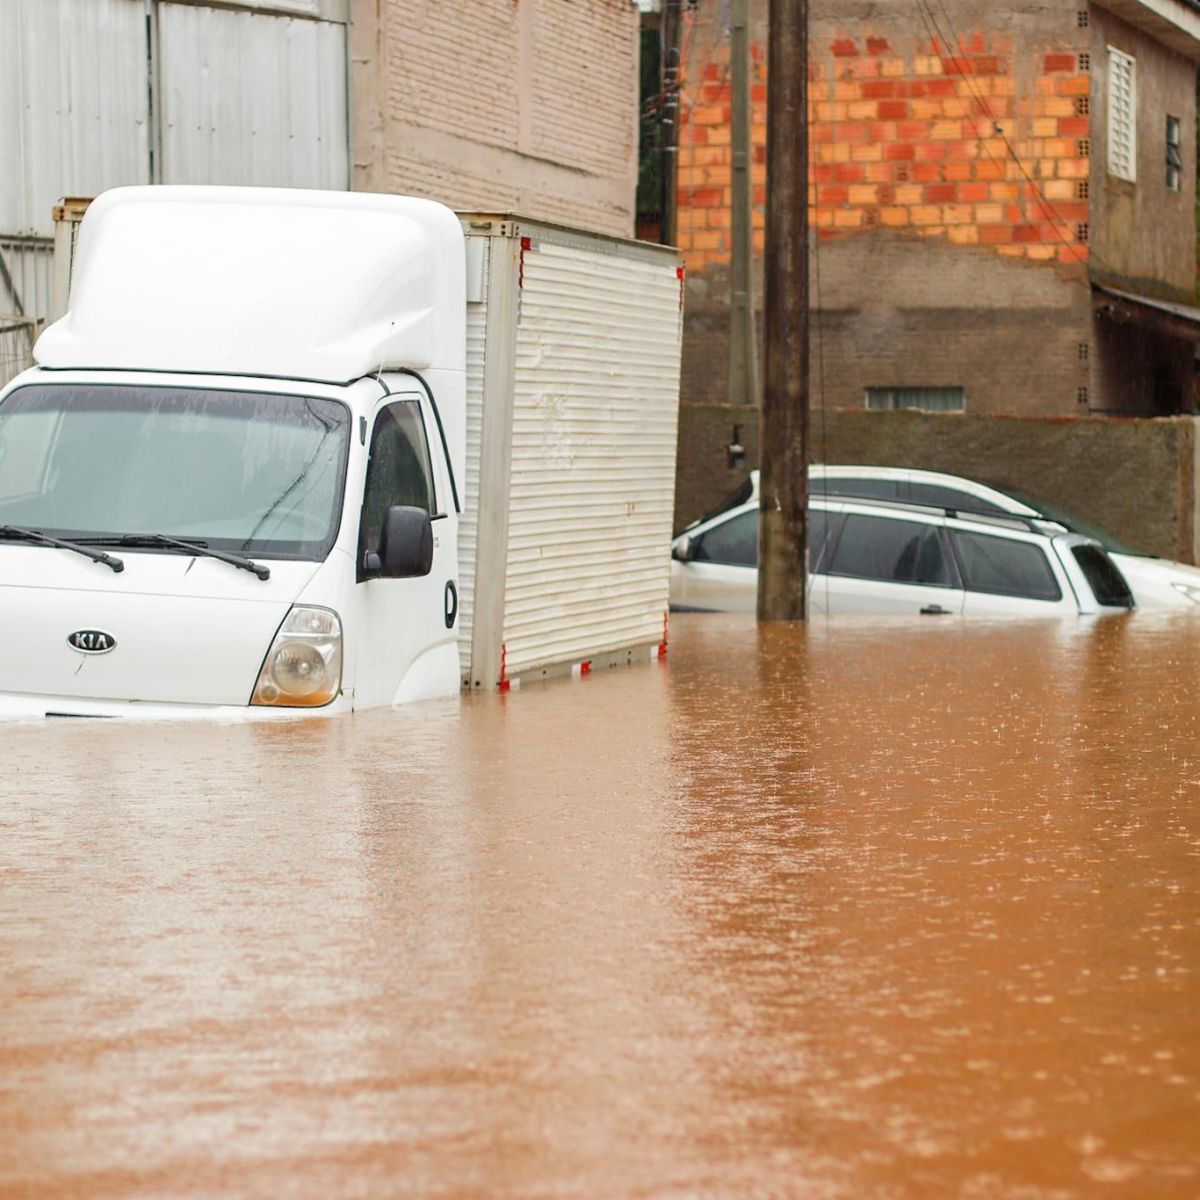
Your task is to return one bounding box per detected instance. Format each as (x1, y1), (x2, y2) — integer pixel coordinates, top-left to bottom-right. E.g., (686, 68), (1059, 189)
(671, 477), (1135, 617)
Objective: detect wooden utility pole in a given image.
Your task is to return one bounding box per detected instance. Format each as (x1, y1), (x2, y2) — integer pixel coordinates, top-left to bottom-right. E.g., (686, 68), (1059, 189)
(757, 0), (809, 622)
(727, 0), (760, 410)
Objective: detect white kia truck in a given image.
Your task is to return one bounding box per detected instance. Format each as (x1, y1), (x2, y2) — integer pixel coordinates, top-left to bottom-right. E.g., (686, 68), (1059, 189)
(0, 187), (683, 718)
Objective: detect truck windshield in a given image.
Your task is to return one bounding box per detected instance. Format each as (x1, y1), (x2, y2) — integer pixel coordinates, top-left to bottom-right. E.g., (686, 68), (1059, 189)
(0, 383), (350, 559)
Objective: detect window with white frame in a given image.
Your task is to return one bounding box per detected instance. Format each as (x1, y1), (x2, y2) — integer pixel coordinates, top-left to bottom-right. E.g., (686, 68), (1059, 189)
(1166, 115), (1182, 190)
(1107, 47), (1137, 182)
(865, 387), (965, 413)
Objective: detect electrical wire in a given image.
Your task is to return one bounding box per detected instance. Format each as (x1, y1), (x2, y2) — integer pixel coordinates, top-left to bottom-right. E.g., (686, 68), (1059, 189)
(915, 0), (1111, 274)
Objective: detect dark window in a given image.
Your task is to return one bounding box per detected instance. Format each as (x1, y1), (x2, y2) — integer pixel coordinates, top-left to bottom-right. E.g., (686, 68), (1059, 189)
(827, 514), (954, 586)
(811, 476), (901, 501)
(360, 401), (436, 556)
(907, 482), (1010, 515)
(950, 530), (1061, 601)
(1072, 545), (1134, 608)
(693, 509), (758, 567)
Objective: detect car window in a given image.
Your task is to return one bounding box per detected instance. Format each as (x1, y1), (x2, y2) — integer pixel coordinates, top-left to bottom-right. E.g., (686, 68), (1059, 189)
(808, 507), (829, 570)
(360, 400), (436, 556)
(693, 510), (758, 567)
(950, 530), (1062, 601)
(907, 482), (1010, 515)
(811, 476), (901, 501)
(826, 514), (954, 586)
(1072, 544), (1134, 608)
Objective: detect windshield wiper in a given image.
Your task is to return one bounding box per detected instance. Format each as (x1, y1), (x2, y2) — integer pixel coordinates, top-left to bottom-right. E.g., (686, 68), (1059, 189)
(84, 534), (270, 581)
(0, 525), (125, 573)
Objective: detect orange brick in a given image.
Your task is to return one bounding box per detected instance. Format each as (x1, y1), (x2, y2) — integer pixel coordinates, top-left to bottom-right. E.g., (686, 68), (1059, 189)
(942, 203), (973, 224)
(1044, 53), (1077, 73)
(912, 205), (942, 225)
(693, 105), (728, 127)
(945, 161), (973, 181)
(1057, 75), (1090, 96)
(836, 82), (864, 101)
(1040, 96), (1075, 118)
(690, 230), (724, 251)
(1056, 158), (1090, 179)
(913, 161), (942, 181)
(1026, 245), (1057, 261)
(997, 244), (1025, 258)
(817, 102), (847, 121)
(847, 100), (877, 119)
(1058, 116), (1090, 137)
(948, 224), (979, 245)
(975, 159), (1005, 180)
(881, 58), (907, 79)
(942, 98), (970, 119)
(989, 182), (1020, 202)
(992, 77), (1016, 97)
(975, 203), (1004, 224)
(931, 120), (961, 140)
(978, 224), (1009, 244)
(849, 184), (880, 204)
(1032, 117), (1056, 138)
(851, 143), (885, 163)
(912, 99), (944, 120)
(959, 181), (990, 202)
(834, 208), (864, 228)
(881, 206), (910, 226)
(1042, 179), (1074, 201)
(895, 183), (923, 205)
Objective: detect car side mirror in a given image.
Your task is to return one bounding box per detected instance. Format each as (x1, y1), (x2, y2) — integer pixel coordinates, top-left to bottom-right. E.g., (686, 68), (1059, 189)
(672, 534), (694, 562)
(363, 505), (433, 578)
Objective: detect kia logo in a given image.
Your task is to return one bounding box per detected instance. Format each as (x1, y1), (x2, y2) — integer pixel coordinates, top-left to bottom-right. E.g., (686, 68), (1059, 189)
(68, 630), (116, 654)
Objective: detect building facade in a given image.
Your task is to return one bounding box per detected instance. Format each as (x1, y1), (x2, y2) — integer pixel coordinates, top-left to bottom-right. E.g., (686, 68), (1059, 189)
(669, 0), (1200, 425)
(0, 0), (642, 385)
(350, 0), (641, 239)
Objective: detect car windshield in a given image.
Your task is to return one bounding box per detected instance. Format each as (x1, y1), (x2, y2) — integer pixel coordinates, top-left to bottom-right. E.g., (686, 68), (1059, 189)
(0, 383), (350, 559)
(1001, 487), (1142, 556)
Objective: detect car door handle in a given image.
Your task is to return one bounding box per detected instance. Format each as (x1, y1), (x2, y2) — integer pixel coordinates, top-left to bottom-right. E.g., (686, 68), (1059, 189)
(920, 604), (952, 616)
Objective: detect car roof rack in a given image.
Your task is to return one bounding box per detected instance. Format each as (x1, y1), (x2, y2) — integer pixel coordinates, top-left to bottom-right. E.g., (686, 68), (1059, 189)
(810, 492), (1063, 535)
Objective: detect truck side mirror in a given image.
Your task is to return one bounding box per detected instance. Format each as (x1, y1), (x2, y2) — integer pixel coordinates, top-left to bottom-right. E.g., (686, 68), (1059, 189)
(363, 505), (434, 578)
(672, 533), (694, 562)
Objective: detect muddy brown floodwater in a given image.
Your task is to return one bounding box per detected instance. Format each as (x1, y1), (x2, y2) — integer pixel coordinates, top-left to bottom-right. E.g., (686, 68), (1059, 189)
(3, 612), (1200, 1199)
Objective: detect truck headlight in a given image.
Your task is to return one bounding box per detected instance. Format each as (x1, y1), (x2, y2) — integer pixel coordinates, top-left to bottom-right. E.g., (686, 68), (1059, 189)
(252, 606), (343, 707)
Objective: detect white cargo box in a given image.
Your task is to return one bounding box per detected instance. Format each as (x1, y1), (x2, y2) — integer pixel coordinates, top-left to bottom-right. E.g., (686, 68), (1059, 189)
(459, 216), (682, 690)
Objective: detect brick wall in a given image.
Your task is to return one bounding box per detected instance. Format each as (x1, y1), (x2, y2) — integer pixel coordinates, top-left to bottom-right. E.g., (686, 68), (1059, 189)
(351, 0), (639, 238)
(675, 404), (1197, 563)
(672, 0), (1101, 418)
(677, 18), (1092, 274)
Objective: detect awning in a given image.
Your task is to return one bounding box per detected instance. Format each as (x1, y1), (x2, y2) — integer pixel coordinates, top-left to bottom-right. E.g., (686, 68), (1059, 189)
(1093, 284), (1200, 344)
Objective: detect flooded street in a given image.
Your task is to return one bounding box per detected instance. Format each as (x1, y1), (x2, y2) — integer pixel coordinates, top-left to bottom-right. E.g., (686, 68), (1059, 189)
(3, 612), (1200, 1199)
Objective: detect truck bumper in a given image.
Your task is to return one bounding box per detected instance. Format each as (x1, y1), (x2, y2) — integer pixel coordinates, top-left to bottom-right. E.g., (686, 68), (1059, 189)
(0, 691), (355, 722)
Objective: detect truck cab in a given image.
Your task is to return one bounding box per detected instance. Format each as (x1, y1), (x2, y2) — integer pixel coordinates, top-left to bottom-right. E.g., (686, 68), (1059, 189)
(0, 187), (467, 718)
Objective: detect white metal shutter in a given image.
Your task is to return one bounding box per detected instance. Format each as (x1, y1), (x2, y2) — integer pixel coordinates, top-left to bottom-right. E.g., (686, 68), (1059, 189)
(502, 236), (681, 676)
(1107, 47), (1137, 183)
(460, 241), (490, 678)
(158, 4), (348, 189)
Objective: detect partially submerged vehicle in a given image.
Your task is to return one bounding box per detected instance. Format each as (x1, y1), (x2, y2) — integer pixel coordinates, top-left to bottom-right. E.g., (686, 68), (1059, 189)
(0, 187), (683, 718)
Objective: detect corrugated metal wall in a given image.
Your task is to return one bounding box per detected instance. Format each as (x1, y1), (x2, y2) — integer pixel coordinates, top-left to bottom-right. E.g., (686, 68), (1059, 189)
(503, 237), (681, 676)
(159, 5), (347, 189)
(0, 0), (348, 384)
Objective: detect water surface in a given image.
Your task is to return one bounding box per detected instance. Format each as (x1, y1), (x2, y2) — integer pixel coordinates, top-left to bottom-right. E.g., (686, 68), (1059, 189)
(3, 613), (1199, 1198)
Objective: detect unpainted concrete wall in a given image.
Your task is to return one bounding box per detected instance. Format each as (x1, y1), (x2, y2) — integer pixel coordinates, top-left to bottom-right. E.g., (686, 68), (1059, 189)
(351, 0), (639, 238)
(1090, 7), (1198, 302)
(676, 404), (1197, 563)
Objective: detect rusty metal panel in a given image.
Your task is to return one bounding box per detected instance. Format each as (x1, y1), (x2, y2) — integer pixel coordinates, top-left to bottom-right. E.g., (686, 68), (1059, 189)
(158, 4), (349, 190)
(0, 0), (149, 238)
